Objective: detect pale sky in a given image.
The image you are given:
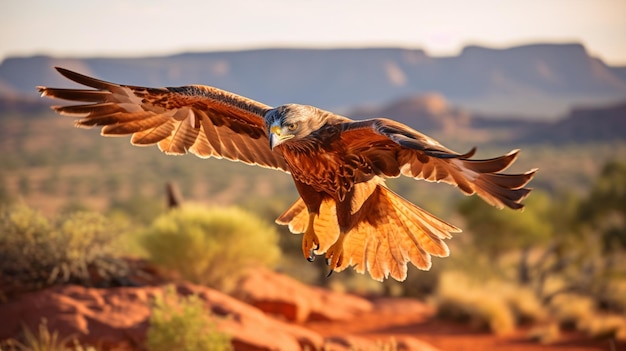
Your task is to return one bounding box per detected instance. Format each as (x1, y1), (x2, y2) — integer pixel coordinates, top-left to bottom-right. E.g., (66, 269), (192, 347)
(2, 0), (625, 65)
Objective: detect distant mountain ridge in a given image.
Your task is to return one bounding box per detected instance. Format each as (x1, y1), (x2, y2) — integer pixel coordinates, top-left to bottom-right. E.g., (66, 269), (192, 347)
(347, 93), (626, 144)
(1, 43), (625, 118)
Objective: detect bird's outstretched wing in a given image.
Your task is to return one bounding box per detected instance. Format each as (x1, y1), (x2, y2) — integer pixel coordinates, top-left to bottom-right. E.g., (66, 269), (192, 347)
(37, 67), (289, 172)
(340, 118), (536, 210)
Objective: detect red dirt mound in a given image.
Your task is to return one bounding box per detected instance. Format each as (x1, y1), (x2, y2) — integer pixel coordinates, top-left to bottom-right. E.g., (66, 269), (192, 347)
(234, 267), (373, 323)
(0, 283), (322, 350)
(2, 269), (620, 351)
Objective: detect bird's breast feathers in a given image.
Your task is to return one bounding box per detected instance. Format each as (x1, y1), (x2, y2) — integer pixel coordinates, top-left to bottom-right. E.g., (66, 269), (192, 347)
(281, 138), (374, 201)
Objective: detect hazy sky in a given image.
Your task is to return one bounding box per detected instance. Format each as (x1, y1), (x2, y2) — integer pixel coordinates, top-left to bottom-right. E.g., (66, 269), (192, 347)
(2, 0), (625, 65)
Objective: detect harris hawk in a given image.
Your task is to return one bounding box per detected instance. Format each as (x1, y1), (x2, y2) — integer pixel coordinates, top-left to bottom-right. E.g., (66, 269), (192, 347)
(38, 67), (536, 281)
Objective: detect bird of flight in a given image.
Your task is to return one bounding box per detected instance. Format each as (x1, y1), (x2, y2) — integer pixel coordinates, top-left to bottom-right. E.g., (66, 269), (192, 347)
(38, 67), (536, 281)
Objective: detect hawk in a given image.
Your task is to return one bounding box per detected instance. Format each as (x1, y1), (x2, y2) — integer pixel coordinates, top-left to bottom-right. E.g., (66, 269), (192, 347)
(38, 67), (536, 281)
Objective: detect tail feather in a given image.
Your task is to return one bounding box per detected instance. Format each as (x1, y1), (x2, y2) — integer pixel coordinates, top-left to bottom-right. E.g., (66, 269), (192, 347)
(276, 184), (459, 281)
(339, 186), (458, 280)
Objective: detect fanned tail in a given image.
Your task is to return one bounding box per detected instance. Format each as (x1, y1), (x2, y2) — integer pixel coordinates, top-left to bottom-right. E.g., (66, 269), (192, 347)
(276, 184), (460, 281)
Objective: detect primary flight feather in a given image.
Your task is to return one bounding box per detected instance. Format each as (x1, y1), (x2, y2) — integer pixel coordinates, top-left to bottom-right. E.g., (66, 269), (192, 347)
(38, 67), (536, 281)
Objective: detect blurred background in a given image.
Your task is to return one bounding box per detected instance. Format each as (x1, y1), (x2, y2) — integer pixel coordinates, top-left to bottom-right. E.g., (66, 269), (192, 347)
(1, 0), (625, 350)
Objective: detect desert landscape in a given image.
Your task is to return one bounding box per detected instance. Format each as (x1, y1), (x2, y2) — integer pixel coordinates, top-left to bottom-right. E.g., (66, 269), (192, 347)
(1, 43), (625, 350)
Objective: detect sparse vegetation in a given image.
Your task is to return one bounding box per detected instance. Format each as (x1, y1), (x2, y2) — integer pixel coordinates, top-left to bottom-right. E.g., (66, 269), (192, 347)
(435, 271), (519, 335)
(2, 108), (626, 348)
(0, 319), (96, 351)
(437, 160), (626, 342)
(579, 314), (626, 340)
(0, 204), (130, 297)
(141, 205), (281, 292)
(146, 286), (232, 351)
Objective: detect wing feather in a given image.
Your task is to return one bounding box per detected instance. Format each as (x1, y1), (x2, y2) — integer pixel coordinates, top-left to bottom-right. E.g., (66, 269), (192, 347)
(99, 112), (169, 134)
(38, 67), (289, 172)
(41, 88), (111, 102)
(197, 110), (224, 155)
(131, 119), (176, 145)
(54, 102), (126, 116)
(340, 118), (536, 210)
(159, 110), (200, 155)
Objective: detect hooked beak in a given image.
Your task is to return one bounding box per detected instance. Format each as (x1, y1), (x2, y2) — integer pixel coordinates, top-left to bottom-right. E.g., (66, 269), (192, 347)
(269, 125), (293, 150)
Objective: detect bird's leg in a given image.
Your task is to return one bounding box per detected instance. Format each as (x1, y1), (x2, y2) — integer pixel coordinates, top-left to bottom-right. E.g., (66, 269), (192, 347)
(325, 231), (346, 272)
(302, 212), (320, 262)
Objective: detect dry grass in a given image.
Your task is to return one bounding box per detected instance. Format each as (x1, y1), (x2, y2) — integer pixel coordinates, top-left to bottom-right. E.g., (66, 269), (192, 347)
(498, 282), (547, 325)
(578, 314), (626, 341)
(435, 271), (548, 335)
(548, 292), (626, 341)
(435, 271), (626, 343)
(526, 323), (561, 344)
(0, 204), (130, 296)
(0, 319), (97, 351)
(602, 278), (626, 313)
(435, 271), (517, 335)
(549, 293), (596, 330)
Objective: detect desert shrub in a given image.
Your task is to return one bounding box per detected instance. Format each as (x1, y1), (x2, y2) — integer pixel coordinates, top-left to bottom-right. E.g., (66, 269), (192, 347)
(503, 285), (546, 324)
(0, 318), (96, 351)
(527, 323), (561, 344)
(599, 278), (626, 313)
(0, 204), (129, 297)
(434, 271), (537, 335)
(146, 286), (232, 351)
(549, 293), (596, 330)
(549, 293), (626, 341)
(141, 205), (280, 292)
(579, 314), (626, 340)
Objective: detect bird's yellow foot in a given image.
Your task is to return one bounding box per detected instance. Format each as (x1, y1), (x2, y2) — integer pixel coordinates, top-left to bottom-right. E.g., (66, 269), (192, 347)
(325, 234), (345, 274)
(302, 213), (320, 262)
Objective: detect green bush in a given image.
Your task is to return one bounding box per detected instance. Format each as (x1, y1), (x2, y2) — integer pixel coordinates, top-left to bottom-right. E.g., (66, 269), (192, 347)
(146, 286), (232, 351)
(0, 204), (129, 296)
(141, 205), (280, 292)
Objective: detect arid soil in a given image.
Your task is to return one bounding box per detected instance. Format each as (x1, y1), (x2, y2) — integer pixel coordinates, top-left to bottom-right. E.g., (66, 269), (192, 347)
(305, 298), (621, 351)
(1, 267), (622, 351)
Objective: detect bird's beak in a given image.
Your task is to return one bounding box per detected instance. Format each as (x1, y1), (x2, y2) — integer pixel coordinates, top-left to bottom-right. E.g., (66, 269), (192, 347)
(270, 135), (280, 150)
(269, 125), (293, 150)
(269, 125), (282, 150)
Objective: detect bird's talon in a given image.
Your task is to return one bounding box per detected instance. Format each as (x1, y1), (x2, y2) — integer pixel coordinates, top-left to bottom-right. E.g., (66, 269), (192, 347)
(325, 238), (345, 270)
(327, 269), (334, 278)
(301, 219), (320, 261)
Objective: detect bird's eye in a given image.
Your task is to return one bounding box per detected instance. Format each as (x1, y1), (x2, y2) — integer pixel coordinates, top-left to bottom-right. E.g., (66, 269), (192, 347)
(287, 123), (298, 131)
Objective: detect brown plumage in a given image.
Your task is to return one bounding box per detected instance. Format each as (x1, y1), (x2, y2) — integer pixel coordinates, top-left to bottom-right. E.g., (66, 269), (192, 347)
(38, 67), (536, 281)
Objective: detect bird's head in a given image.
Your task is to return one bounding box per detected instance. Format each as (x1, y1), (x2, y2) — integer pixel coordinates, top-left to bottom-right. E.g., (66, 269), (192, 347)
(264, 104), (327, 149)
